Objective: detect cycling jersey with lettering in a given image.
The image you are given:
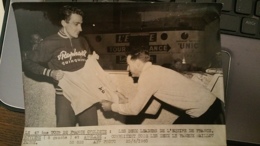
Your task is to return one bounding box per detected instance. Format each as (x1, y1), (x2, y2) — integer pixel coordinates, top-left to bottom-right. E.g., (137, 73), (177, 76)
(23, 29), (91, 76)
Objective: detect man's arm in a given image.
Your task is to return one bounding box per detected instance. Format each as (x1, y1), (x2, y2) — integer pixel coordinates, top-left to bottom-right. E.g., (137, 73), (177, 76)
(101, 75), (159, 115)
(23, 40), (64, 80)
(23, 57), (64, 80)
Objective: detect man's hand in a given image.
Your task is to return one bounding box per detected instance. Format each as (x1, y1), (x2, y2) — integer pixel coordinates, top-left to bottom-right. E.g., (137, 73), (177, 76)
(116, 92), (128, 104)
(93, 51), (99, 60)
(100, 100), (113, 111)
(50, 70), (64, 81)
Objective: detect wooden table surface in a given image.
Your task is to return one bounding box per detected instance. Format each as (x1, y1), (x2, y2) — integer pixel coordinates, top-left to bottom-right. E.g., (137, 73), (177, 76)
(0, 105), (25, 146)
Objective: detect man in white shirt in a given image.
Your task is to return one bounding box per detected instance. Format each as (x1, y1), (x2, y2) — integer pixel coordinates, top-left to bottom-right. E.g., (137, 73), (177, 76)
(101, 49), (224, 124)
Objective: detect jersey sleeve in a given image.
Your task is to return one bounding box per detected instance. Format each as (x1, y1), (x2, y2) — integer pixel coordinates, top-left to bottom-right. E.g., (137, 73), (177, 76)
(23, 39), (55, 76)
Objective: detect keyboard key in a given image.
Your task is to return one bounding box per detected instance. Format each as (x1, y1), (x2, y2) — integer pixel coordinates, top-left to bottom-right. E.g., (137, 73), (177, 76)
(241, 18), (259, 35)
(236, 0), (253, 15)
(220, 14), (241, 32)
(216, 0), (233, 12)
(195, 0), (215, 3)
(256, 1), (260, 16)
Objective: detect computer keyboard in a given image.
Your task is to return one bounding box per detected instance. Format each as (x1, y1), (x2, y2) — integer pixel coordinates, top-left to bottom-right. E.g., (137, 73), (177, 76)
(158, 0), (260, 39)
(218, 0), (260, 39)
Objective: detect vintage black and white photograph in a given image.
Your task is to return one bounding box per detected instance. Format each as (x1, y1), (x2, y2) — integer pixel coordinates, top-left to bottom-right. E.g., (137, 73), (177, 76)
(13, 1), (226, 145)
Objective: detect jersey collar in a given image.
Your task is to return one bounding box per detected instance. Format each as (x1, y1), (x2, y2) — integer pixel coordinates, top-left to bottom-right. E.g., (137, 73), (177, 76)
(58, 28), (70, 39)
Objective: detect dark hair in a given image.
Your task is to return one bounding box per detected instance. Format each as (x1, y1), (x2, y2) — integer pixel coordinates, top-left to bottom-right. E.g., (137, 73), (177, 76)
(59, 5), (84, 22)
(126, 47), (150, 62)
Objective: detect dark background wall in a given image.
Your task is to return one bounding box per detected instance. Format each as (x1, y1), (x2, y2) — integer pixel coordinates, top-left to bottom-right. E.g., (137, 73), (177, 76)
(13, 2), (222, 70)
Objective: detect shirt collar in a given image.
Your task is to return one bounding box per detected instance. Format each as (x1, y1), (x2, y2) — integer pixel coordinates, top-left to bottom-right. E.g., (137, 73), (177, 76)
(141, 62), (152, 73)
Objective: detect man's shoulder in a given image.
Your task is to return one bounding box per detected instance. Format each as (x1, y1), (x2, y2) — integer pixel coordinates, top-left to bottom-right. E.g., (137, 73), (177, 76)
(147, 64), (176, 75)
(44, 33), (61, 40)
(149, 64), (165, 70)
(38, 33), (65, 49)
(41, 33), (67, 46)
